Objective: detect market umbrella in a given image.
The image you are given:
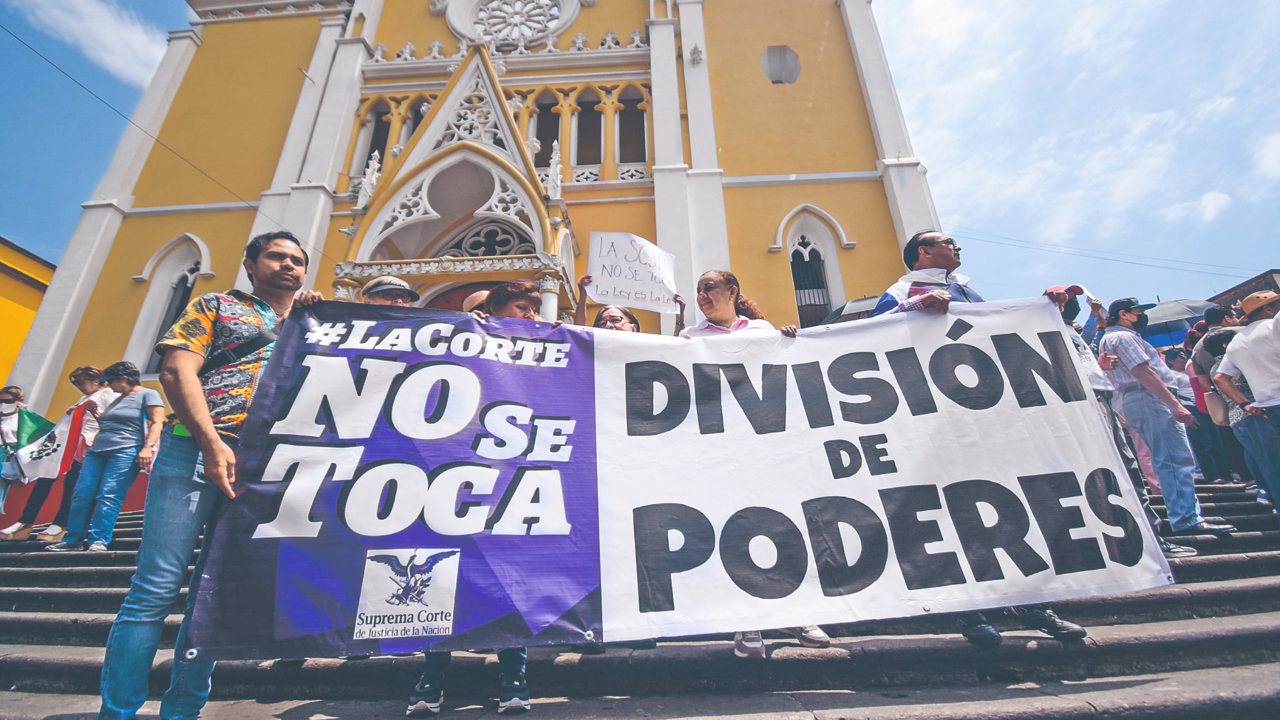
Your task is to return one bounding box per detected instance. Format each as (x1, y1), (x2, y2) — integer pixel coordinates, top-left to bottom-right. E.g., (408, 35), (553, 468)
(1141, 298), (1216, 348)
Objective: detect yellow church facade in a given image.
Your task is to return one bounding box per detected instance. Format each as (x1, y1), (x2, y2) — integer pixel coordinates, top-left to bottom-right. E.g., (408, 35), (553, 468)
(0, 237), (55, 383)
(12, 0), (938, 415)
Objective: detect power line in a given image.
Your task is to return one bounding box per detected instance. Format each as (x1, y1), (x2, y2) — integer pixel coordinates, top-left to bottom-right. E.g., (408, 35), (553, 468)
(0, 20), (348, 270)
(950, 231), (1252, 280)
(953, 226), (1256, 273)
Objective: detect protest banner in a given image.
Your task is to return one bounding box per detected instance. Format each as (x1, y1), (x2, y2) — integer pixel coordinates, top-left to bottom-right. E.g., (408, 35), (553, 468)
(585, 232), (678, 313)
(188, 298), (1171, 660)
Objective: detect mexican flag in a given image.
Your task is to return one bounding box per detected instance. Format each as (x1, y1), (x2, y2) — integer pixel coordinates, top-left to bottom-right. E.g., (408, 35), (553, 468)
(1, 408), (57, 512)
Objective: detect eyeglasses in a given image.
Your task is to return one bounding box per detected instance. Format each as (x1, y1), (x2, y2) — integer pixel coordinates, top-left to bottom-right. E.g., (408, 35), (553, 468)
(920, 238), (959, 249)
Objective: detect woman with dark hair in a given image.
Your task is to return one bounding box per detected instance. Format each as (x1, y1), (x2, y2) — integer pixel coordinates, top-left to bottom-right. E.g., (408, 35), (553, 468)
(407, 287), (539, 716)
(678, 270), (815, 658)
(483, 280), (542, 321)
(574, 275), (644, 332)
(680, 269), (798, 339)
(47, 362), (164, 552)
(0, 367), (118, 542)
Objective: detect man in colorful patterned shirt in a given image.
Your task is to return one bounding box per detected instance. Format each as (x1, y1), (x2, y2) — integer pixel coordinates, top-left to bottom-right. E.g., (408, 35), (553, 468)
(98, 231), (319, 720)
(1099, 297), (1235, 538)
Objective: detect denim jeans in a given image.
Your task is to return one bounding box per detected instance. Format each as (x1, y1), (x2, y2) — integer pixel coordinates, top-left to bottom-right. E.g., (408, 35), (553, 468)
(1233, 411), (1280, 510)
(1119, 389), (1205, 532)
(422, 647), (528, 680)
(64, 448), (141, 546)
(98, 430), (224, 720)
(1096, 392), (1161, 529)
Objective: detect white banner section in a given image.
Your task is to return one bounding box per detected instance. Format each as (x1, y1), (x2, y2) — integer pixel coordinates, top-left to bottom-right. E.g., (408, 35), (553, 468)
(586, 232), (678, 314)
(595, 299), (1172, 641)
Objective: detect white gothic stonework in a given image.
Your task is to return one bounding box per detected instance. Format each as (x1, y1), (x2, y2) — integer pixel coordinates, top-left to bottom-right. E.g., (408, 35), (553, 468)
(442, 0), (591, 44)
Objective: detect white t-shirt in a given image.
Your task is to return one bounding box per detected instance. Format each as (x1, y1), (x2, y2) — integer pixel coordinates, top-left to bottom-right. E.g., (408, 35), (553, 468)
(680, 316), (778, 338)
(1219, 318), (1280, 408)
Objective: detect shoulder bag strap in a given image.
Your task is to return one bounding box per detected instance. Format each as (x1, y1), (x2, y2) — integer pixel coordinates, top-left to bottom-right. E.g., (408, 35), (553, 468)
(199, 329), (278, 377)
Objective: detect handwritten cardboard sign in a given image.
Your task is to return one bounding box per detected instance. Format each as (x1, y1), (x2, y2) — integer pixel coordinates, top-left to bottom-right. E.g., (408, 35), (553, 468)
(586, 232), (678, 314)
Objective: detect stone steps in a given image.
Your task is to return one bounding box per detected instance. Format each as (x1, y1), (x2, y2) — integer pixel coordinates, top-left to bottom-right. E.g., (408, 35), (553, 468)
(2, 663), (1279, 720)
(0, 488), (1276, 717)
(2, 612), (1279, 699)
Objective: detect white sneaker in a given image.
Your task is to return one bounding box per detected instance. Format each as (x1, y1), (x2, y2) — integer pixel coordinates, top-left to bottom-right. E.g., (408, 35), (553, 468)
(784, 625), (831, 648)
(42, 524), (63, 536)
(733, 631), (765, 659)
(87, 542), (109, 552)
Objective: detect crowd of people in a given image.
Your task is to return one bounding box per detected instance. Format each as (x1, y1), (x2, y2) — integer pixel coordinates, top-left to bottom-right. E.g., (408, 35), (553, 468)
(0, 228), (1275, 719)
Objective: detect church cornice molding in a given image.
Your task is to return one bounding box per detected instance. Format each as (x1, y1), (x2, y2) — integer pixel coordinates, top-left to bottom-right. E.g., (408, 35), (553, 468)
(188, 1), (351, 25)
(366, 44), (655, 80)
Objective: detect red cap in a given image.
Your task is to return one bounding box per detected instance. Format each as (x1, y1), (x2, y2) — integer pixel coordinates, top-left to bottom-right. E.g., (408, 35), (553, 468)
(1045, 284), (1084, 296)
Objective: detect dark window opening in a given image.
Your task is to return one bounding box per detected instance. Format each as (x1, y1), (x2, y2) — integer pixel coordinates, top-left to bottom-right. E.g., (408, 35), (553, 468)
(618, 91), (646, 164)
(791, 236), (830, 328)
(575, 91), (603, 166)
(533, 92), (560, 167)
(145, 260), (200, 375)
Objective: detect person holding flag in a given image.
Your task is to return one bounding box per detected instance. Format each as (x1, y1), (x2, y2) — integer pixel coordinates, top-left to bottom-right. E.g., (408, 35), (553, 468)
(0, 367), (118, 542)
(0, 386), (55, 515)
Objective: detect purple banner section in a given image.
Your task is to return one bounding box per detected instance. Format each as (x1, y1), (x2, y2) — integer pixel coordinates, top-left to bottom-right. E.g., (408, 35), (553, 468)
(189, 302), (601, 660)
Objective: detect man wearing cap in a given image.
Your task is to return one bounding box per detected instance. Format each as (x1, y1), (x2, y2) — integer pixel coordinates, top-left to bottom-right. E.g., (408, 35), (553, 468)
(1048, 286), (1196, 558)
(361, 275), (420, 306)
(1099, 298), (1235, 537)
(1213, 291), (1280, 505)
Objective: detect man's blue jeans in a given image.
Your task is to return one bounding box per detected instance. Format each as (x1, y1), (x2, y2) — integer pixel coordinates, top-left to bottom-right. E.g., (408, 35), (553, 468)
(98, 430), (223, 720)
(1119, 389), (1205, 532)
(64, 447), (140, 546)
(1233, 410), (1280, 510)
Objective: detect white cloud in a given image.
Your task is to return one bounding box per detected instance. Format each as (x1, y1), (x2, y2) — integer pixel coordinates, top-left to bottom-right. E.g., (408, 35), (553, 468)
(1199, 191), (1232, 222)
(1161, 191), (1232, 224)
(1256, 133), (1280, 180)
(8, 0), (166, 88)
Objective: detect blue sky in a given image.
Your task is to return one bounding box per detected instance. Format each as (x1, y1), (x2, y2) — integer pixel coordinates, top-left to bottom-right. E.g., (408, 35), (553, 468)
(1, 0), (1276, 307)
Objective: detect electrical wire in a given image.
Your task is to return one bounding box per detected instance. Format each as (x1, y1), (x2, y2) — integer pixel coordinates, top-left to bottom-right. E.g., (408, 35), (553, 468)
(950, 230), (1252, 280)
(953, 226), (1256, 273)
(0, 19), (349, 270)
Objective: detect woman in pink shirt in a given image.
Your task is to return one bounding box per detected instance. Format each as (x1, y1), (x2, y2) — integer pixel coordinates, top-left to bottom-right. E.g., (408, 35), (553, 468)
(679, 270), (818, 658)
(681, 270), (797, 339)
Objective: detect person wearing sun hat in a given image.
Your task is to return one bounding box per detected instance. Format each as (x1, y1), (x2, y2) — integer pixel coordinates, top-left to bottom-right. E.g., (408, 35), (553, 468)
(360, 275), (421, 306)
(1100, 297), (1236, 538)
(1213, 291), (1280, 506)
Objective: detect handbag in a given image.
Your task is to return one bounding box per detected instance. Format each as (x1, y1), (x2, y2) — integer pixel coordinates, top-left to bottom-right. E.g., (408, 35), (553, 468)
(1202, 388), (1231, 427)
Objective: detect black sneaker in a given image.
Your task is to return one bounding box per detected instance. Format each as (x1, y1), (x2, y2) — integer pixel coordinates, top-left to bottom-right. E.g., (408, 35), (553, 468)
(45, 541), (85, 552)
(1011, 606), (1087, 641)
(406, 672), (444, 716)
(957, 612), (1002, 648)
(497, 672), (531, 714)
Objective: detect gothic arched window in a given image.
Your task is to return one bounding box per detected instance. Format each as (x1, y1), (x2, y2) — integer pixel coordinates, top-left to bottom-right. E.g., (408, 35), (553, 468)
(790, 235), (830, 328)
(532, 90), (560, 167)
(144, 261), (201, 374)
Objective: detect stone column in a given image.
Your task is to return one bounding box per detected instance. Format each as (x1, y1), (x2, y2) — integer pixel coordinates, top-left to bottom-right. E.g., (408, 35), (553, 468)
(646, 14), (693, 335)
(836, 0), (939, 249)
(537, 274), (562, 322)
(674, 0), (731, 279)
